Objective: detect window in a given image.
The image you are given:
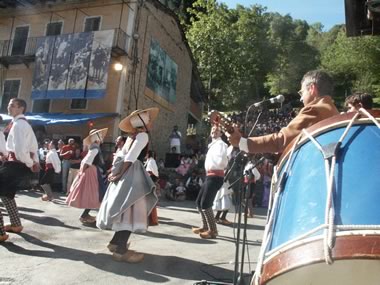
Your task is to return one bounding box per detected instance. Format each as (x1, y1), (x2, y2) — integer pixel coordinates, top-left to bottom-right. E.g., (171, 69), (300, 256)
(46, 22), (63, 36)
(11, 26), (29, 56)
(32, 99), (50, 113)
(84, 17), (101, 32)
(71, 99), (87, 110)
(1, 80), (20, 113)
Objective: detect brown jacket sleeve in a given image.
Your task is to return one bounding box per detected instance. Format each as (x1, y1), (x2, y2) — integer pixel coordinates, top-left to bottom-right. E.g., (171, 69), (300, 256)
(247, 96), (339, 154)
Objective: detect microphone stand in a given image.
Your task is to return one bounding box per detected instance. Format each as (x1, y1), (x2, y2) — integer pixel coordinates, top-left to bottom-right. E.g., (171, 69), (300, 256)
(193, 105), (265, 285)
(230, 107), (264, 285)
(230, 156), (264, 285)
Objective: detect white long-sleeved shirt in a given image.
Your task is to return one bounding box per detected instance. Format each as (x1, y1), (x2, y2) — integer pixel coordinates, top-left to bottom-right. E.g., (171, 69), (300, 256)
(46, 149), (61, 173)
(6, 114), (39, 168)
(81, 147), (99, 166)
(123, 132), (148, 163)
(145, 157), (159, 177)
(0, 131), (7, 156)
(204, 137), (228, 172)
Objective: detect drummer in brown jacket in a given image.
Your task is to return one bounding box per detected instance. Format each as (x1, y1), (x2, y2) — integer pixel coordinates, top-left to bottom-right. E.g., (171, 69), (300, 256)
(227, 70), (339, 153)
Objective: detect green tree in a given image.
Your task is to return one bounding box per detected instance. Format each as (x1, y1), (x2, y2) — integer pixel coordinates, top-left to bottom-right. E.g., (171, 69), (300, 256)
(186, 1), (275, 110)
(321, 28), (380, 103)
(186, 0), (238, 110)
(264, 14), (319, 96)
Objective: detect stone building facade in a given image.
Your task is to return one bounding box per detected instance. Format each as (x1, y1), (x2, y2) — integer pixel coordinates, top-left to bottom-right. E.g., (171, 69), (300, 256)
(0, 0), (205, 159)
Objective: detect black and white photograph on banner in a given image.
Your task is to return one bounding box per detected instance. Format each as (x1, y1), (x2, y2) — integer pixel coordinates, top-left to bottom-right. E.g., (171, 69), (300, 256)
(31, 30), (113, 100)
(146, 38), (178, 103)
(66, 32), (92, 98)
(31, 36), (55, 99)
(48, 33), (72, 94)
(86, 30), (114, 98)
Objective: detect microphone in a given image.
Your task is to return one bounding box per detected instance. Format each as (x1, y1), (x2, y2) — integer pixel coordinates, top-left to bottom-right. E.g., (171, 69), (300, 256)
(253, 94), (285, 107)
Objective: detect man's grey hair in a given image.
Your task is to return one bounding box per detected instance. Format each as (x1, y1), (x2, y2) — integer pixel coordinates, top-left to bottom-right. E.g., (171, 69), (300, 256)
(301, 70), (334, 96)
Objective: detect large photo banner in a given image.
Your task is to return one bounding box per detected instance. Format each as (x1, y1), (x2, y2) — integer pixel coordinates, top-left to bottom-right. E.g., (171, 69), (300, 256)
(146, 39), (177, 104)
(66, 32), (92, 98)
(86, 30), (114, 98)
(48, 33), (72, 98)
(31, 30), (114, 100)
(31, 36), (55, 99)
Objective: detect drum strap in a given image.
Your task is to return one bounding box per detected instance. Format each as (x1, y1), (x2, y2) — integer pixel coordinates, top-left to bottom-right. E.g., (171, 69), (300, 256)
(301, 112), (362, 265)
(359, 107), (380, 129)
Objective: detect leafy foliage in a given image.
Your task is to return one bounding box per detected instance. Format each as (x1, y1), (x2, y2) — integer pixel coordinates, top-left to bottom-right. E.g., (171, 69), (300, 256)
(178, 1), (380, 110)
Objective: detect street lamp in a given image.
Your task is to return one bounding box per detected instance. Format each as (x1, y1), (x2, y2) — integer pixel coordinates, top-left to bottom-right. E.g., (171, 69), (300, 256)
(114, 63), (123, 71)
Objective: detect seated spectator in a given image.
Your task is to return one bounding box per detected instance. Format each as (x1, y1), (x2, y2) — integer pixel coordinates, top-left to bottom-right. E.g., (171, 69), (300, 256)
(196, 151), (205, 168)
(175, 180), (186, 201)
(164, 181), (175, 201)
(157, 158), (165, 170)
(189, 154), (198, 170)
(157, 173), (168, 197)
(164, 177), (186, 201)
(183, 143), (194, 156)
(185, 170), (203, 200)
(175, 156), (191, 177)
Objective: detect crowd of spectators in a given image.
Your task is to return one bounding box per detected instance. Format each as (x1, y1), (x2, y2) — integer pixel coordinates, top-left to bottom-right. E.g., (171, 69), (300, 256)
(30, 107), (296, 208)
(158, 107), (296, 207)
(230, 108), (295, 136)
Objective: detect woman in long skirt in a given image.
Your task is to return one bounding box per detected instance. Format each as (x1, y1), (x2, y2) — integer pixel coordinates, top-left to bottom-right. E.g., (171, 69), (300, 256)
(97, 108), (159, 263)
(66, 128), (107, 224)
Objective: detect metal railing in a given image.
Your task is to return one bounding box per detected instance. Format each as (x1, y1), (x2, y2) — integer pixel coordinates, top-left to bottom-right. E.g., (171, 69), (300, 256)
(112, 28), (131, 55)
(0, 28), (130, 59)
(0, 36), (40, 57)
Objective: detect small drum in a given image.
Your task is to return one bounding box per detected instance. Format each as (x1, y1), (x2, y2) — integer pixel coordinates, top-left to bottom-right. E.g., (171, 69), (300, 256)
(253, 110), (380, 285)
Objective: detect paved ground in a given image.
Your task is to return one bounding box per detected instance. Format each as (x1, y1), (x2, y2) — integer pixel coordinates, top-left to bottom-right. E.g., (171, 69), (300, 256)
(0, 190), (267, 285)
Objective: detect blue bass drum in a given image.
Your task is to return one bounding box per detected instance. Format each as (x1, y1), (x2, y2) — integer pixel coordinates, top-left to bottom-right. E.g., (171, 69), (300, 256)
(253, 111), (380, 285)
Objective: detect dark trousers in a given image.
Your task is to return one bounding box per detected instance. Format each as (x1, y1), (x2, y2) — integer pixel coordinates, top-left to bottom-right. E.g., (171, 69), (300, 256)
(0, 161), (32, 199)
(195, 176), (224, 210)
(110, 230), (132, 254)
(215, 210), (228, 220)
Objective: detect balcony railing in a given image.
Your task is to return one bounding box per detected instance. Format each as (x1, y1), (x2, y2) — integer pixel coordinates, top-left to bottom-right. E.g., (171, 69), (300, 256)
(0, 28), (130, 67)
(112, 28), (131, 57)
(0, 36), (41, 57)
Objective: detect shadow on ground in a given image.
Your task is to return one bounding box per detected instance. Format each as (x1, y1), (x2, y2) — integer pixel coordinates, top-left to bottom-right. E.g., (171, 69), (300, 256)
(1, 232), (234, 283)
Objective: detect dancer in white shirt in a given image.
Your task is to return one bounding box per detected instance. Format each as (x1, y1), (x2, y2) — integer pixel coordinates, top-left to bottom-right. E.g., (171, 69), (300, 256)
(192, 125), (228, 239)
(40, 141), (62, 201)
(0, 98), (39, 243)
(145, 150), (160, 226)
(0, 116), (8, 162)
(97, 108), (159, 263)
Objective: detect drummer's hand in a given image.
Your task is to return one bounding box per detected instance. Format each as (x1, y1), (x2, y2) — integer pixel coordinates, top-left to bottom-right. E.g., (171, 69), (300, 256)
(226, 125), (242, 147)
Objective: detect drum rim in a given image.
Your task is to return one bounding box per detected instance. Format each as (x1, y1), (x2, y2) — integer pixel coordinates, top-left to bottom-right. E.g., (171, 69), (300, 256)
(260, 234), (380, 285)
(265, 230), (380, 259)
(277, 111), (380, 170)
